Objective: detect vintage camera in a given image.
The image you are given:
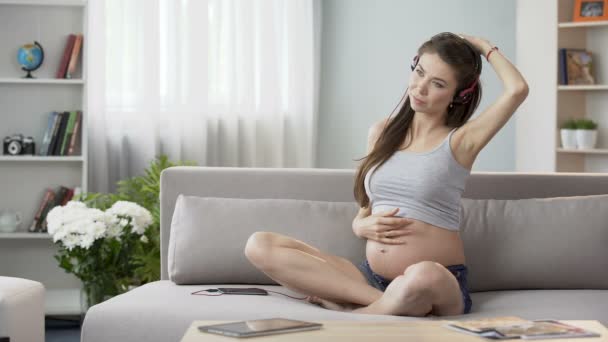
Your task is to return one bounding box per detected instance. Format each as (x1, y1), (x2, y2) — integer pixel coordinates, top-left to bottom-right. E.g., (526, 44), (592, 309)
(3, 134), (36, 155)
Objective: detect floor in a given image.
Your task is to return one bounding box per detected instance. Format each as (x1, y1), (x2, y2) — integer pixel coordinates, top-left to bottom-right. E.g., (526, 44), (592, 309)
(46, 316), (81, 342)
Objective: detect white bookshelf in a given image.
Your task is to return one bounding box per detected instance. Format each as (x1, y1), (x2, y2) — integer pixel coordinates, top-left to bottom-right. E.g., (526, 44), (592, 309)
(558, 20), (608, 28)
(516, 0), (608, 173)
(0, 0), (88, 315)
(0, 155), (84, 161)
(557, 148), (608, 154)
(0, 77), (85, 84)
(558, 85), (608, 91)
(0, 0), (85, 6)
(46, 288), (82, 315)
(0, 232), (51, 239)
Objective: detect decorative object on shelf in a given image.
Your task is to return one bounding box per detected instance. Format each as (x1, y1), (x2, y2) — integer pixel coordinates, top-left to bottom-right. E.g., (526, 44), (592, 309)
(565, 49), (595, 85)
(46, 200), (153, 310)
(0, 209), (22, 233)
(575, 118), (599, 149)
(3, 134), (35, 155)
(573, 0), (608, 22)
(560, 119), (578, 149)
(17, 41), (44, 78)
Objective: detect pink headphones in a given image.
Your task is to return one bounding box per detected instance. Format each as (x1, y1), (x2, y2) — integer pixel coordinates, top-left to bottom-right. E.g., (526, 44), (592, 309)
(410, 40), (480, 105)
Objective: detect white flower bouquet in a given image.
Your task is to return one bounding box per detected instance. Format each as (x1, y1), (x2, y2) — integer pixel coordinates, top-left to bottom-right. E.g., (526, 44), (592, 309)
(46, 200), (153, 307)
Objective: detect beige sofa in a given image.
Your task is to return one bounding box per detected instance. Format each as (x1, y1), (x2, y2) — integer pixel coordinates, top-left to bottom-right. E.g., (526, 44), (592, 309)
(81, 167), (608, 342)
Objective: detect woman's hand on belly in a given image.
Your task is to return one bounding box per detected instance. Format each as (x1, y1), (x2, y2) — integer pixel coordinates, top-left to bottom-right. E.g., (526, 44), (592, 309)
(366, 220), (466, 280)
(353, 208), (415, 245)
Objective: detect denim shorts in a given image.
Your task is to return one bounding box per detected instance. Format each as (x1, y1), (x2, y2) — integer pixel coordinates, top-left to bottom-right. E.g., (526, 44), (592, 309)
(357, 260), (472, 315)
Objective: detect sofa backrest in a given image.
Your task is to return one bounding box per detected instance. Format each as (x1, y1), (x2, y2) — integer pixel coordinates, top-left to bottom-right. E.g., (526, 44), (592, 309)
(160, 167), (608, 290)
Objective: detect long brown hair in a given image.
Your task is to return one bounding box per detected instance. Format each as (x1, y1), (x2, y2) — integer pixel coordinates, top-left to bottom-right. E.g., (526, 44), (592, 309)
(353, 32), (483, 208)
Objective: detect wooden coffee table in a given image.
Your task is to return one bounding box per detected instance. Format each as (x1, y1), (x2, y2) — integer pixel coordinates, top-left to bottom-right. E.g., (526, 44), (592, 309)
(181, 320), (607, 341)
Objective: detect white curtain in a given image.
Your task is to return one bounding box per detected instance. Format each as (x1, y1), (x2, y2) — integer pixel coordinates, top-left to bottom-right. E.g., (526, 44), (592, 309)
(87, 0), (321, 192)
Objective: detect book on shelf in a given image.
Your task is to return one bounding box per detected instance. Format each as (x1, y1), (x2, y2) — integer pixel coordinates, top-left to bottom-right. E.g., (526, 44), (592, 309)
(51, 111), (69, 156)
(39, 111), (58, 156)
(46, 111), (64, 156)
(29, 188), (54, 232)
(444, 316), (600, 340)
(66, 34), (83, 79)
(29, 186), (76, 233)
(56, 34), (76, 79)
(59, 111), (77, 156)
(39, 111), (83, 156)
(67, 111), (82, 156)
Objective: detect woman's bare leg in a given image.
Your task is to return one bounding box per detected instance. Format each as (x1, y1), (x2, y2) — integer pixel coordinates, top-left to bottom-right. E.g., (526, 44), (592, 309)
(351, 261), (464, 316)
(244, 231), (382, 306)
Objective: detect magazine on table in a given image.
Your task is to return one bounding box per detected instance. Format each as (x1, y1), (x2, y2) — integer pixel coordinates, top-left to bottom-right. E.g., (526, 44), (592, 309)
(444, 316), (601, 340)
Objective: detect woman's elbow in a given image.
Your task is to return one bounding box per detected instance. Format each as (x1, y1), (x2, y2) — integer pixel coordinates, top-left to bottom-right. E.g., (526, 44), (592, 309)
(508, 81), (529, 102)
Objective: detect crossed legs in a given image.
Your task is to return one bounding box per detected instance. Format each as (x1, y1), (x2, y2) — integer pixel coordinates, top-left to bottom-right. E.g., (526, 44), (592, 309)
(244, 231), (382, 306)
(244, 232), (464, 316)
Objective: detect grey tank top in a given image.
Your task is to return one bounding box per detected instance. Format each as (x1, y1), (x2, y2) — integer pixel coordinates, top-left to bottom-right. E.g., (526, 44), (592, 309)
(364, 128), (471, 231)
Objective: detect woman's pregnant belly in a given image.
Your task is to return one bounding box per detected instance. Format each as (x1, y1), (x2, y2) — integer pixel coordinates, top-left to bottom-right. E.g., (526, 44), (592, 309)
(365, 218), (466, 281)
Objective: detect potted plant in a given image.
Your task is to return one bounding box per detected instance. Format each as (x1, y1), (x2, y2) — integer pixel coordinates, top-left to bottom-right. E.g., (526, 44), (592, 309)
(46, 155), (195, 311)
(46, 200), (153, 310)
(575, 118), (598, 149)
(560, 119), (578, 149)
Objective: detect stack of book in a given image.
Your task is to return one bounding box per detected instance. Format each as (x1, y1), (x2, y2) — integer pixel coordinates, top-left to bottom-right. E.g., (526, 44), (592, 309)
(56, 33), (84, 79)
(29, 186), (81, 233)
(39, 111), (82, 156)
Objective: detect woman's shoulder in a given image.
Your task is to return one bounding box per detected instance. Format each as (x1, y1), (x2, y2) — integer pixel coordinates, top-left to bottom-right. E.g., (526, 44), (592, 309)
(368, 118), (390, 140)
(367, 118), (390, 151)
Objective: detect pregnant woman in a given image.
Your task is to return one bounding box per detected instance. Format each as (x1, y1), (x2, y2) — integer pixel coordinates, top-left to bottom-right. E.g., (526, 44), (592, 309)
(244, 32), (528, 316)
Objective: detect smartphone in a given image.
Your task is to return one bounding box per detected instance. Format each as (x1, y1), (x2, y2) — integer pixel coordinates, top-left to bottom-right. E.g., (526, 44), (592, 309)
(217, 287), (269, 295)
(198, 318), (322, 338)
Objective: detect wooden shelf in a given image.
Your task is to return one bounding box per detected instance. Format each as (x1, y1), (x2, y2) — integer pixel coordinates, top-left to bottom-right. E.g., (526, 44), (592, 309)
(558, 20), (608, 28)
(0, 156), (83, 162)
(557, 148), (608, 155)
(0, 78), (84, 85)
(558, 85), (608, 91)
(0, 0), (85, 6)
(0, 232), (51, 239)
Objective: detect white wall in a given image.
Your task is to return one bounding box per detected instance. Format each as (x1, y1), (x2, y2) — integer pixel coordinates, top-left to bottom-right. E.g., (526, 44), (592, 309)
(316, 0), (517, 171)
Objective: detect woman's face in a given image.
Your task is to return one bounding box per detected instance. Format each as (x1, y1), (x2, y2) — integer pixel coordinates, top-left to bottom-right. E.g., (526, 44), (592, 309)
(408, 52), (459, 116)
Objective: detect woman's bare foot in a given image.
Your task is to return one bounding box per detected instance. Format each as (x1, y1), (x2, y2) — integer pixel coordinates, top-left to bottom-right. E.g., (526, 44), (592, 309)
(306, 296), (361, 312)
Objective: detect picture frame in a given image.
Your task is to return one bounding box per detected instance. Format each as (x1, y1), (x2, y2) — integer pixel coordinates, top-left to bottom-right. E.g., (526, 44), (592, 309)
(573, 0), (608, 22)
(564, 49), (596, 85)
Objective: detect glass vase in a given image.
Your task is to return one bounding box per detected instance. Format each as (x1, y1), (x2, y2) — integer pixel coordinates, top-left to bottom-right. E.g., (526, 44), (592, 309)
(80, 282), (110, 313)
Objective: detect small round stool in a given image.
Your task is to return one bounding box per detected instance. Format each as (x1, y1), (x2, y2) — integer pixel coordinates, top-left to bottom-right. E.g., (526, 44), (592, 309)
(0, 277), (45, 342)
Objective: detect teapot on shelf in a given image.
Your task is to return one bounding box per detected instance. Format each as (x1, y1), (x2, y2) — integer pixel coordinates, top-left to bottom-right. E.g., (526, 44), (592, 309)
(0, 209), (22, 233)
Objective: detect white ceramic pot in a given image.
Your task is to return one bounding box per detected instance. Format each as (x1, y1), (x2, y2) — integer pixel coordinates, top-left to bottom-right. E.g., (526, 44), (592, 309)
(560, 129), (578, 149)
(0, 210), (22, 233)
(576, 129), (597, 149)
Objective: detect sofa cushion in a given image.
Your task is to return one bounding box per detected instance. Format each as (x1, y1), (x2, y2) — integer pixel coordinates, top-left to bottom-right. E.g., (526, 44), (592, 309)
(168, 195), (362, 285)
(460, 194), (608, 292)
